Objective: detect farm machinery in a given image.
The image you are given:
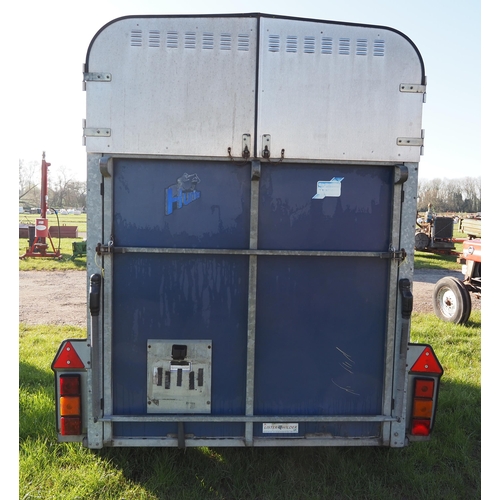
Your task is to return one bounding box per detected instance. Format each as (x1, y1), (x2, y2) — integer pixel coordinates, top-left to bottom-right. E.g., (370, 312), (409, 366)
(415, 216), (456, 254)
(432, 238), (481, 324)
(19, 152), (62, 260)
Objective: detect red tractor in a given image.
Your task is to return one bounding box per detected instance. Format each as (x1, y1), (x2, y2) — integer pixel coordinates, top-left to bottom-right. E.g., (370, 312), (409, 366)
(432, 239), (481, 324)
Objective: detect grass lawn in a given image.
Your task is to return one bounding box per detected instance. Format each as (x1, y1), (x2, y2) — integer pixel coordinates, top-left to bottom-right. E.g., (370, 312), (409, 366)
(17, 216), (481, 498)
(19, 312), (481, 499)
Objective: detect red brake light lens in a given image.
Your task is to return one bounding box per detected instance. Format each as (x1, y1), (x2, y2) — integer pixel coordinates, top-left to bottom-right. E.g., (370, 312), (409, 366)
(411, 419), (431, 436)
(60, 374), (80, 396)
(414, 379), (434, 398)
(61, 417), (82, 435)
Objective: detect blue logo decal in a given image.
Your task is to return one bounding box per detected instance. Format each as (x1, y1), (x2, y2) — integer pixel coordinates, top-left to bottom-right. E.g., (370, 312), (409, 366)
(166, 173), (201, 215)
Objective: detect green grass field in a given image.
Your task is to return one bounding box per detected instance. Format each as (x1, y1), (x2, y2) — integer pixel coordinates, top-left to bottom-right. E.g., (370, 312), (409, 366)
(18, 216), (481, 498)
(18, 214), (469, 272)
(19, 313), (481, 499)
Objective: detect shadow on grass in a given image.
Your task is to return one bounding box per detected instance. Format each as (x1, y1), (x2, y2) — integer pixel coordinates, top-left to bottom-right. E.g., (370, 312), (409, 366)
(93, 379), (480, 499)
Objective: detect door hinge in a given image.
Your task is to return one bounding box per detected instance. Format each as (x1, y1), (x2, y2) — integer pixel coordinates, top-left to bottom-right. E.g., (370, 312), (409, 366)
(82, 120), (111, 145)
(82, 71), (112, 90)
(399, 83), (426, 94)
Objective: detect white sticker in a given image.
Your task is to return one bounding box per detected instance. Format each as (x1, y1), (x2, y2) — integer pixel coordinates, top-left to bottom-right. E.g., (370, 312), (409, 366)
(262, 423), (299, 434)
(312, 177), (344, 199)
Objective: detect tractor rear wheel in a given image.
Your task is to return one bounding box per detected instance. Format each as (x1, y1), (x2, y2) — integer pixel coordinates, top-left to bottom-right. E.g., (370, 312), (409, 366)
(432, 277), (471, 324)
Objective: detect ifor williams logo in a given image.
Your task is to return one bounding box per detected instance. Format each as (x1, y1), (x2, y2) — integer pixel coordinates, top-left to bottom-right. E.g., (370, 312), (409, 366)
(165, 173), (201, 215)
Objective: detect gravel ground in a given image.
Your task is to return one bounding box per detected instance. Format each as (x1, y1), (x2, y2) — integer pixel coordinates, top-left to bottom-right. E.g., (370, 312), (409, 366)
(18, 268), (480, 327)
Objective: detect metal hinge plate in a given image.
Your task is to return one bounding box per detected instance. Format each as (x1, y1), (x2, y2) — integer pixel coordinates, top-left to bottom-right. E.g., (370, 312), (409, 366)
(84, 72), (112, 82)
(84, 128), (111, 138)
(399, 83), (426, 93)
(397, 137), (424, 147)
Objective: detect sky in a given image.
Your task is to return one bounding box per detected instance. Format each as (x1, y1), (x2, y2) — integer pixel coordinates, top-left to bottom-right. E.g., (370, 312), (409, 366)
(8, 0), (484, 184)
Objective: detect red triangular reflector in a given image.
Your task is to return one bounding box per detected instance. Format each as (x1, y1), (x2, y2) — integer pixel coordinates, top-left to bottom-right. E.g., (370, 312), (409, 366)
(411, 346), (443, 375)
(53, 341), (85, 369)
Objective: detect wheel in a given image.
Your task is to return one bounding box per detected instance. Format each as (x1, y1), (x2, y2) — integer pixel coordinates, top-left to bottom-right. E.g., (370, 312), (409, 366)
(415, 232), (430, 250)
(432, 277), (471, 324)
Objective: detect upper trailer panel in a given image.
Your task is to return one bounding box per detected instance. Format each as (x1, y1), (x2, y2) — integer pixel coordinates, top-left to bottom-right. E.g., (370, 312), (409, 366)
(257, 16), (425, 162)
(84, 15), (258, 157)
(84, 14), (425, 162)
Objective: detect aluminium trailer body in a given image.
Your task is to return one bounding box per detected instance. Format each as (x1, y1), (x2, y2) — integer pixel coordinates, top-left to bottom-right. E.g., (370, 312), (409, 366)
(53, 13), (442, 448)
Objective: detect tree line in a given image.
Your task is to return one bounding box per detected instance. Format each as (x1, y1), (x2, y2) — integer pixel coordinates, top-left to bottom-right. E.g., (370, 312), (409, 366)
(417, 177), (481, 214)
(19, 159), (86, 211)
(19, 158), (481, 215)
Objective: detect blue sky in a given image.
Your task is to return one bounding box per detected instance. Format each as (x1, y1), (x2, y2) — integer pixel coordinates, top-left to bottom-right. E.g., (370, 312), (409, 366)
(10, 0), (483, 182)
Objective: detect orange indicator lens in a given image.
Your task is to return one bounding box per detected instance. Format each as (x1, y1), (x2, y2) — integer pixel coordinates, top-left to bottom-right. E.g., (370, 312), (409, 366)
(60, 396), (81, 416)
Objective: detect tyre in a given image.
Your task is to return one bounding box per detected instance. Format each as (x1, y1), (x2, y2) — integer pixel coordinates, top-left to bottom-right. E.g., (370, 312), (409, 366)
(432, 277), (471, 324)
(415, 232), (430, 251)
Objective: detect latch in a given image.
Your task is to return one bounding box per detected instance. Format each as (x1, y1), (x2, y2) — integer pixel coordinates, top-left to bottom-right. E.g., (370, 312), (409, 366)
(261, 134), (285, 163)
(96, 241), (113, 256)
(242, 134), (251, 158)
(262, 134), (271, 159)
(227, 134), (251, 163)
(383, 247), (406, 262)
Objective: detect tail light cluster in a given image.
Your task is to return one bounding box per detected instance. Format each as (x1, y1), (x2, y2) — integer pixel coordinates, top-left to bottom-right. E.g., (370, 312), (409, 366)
(52, 340), (87, 438)
(407, 345), (443, 439)
(59, 374), (82, 435)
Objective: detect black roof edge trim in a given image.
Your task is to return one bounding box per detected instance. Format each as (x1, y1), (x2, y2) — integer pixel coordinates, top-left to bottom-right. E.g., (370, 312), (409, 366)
(84, 12), (424, 84)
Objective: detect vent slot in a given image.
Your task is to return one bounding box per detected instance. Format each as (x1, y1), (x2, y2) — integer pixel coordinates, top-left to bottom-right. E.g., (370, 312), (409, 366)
(238, 34), (250, 51)
(373, 39), (385, 56)
(356, 39), (368, 56)
(130, 30), (142, 47)
(202, 32), (214, 50)
(304, 36), (316, 54)
(321, 36), (333, 55)
(166, 31), (178, 49)
(184, 31), (196, 49)
(220, 33), (232, 50)
(339, 37), (350, 55)
(268, 34), (280, 52)
(148, 30), (160, 48)
(286, 35), (298, 53)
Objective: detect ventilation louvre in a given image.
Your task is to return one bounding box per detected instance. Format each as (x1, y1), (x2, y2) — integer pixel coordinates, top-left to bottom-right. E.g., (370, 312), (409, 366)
(339, 37), (350, 55)
(321, 37), (333, 55)
(304, 36), (316, 54)
(356, 39), (368, 56)
(184, 32), (196, 49)
(286, 35), (298, 53)
(166, 31), (178, 49)
(203, 32), (214, 50)
(148, 30), (160, 48)
(130, 30), (142, 47)
(238, 34), (250, 51)
(220, 33), (232, 50)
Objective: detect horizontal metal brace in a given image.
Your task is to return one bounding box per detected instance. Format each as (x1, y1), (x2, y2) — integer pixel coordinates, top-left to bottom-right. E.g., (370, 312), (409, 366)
(104, 246), (396, 259)
(101, 414), (397, 423)
(84, 72), (112, 82)
(399, 83), (426, 93)
(84, 128), (111, 138)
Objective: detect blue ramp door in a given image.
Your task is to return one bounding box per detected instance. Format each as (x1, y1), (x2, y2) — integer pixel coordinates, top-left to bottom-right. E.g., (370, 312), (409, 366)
(109, 159), (394, 441)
